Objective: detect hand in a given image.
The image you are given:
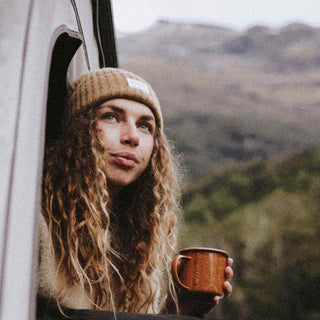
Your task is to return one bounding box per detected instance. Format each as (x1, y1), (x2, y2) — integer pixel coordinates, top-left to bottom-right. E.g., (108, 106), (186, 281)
(174, 257), (234, 317)
(213, 257), (233, 306)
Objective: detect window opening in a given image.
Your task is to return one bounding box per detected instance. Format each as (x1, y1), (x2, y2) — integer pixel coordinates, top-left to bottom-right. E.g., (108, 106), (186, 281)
(45, 32), (82, 146)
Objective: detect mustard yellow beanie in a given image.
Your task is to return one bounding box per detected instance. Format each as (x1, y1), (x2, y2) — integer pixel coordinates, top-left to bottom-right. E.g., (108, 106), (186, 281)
(66, 68), (162, 128)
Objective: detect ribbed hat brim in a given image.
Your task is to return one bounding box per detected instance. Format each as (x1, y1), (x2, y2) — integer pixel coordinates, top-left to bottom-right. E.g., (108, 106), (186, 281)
(66, 68), (162, 128)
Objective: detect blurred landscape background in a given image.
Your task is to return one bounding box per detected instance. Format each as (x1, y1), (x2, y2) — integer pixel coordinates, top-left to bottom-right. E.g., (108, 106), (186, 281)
(116, 21), (320, 319)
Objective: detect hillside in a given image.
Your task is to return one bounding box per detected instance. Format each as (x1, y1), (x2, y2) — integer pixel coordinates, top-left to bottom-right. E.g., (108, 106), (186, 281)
(117, 21), (320, 177)
(180, 149), (320, 320)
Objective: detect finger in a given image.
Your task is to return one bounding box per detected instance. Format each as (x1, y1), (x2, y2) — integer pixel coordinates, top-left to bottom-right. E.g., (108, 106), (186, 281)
(213, 295), (220, 306)
(225, 266), (233, 281)
(227, 257), (233, 267)
(223, 281), (232, 298)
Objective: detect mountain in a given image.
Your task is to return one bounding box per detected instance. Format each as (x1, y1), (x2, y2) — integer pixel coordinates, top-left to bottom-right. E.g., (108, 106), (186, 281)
(117, 21), (320, 178)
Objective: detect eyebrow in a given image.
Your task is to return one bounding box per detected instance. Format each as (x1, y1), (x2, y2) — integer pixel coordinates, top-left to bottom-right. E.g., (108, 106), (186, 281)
(97, 105), (124, 114)
(98, 104), (155, 123)
(139, 115), (156, 123)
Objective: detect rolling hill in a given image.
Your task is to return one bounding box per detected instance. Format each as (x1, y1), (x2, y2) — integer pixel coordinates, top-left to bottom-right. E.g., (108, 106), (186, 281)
(117, 21), (320, 177)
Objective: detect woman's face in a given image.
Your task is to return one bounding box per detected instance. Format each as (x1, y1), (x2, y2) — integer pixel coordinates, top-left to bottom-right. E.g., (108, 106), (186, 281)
(96, 98), (156, 190)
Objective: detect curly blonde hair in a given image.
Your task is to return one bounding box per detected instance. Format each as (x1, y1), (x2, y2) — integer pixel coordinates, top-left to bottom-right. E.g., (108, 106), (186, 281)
(41, 106), (181, 313)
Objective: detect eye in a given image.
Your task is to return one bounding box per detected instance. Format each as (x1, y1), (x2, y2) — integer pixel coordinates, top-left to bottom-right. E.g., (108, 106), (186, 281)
(101, 112), (118, 122)
(138, 122), (152, 133)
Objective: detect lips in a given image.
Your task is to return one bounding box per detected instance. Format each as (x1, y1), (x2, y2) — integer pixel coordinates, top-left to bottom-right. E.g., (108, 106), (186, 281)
(111, 152), (139, 168)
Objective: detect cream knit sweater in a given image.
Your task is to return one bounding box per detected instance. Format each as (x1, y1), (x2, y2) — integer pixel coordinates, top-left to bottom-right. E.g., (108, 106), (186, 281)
(38, 214), (91, 309)
(38, 214), (160, 312)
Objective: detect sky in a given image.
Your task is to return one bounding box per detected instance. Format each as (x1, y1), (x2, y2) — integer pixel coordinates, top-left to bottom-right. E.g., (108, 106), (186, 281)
(112, 0), (320, 33)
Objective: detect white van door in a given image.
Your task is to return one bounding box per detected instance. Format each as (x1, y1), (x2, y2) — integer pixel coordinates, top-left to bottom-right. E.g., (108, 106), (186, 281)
(0, 1), (117, 319)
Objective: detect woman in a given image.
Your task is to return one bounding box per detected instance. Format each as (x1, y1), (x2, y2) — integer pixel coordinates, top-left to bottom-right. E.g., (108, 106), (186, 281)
(38, 68), (233, 317)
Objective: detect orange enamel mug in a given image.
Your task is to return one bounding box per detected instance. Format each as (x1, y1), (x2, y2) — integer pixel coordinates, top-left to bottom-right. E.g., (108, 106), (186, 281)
(171, 247), (229, 296)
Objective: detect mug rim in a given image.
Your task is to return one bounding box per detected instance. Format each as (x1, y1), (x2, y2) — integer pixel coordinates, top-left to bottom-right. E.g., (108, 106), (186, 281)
(179, 247), (229, 258)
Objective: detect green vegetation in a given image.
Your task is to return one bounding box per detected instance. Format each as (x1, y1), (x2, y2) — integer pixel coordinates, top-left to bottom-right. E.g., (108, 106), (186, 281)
(180, 149), (320, 320)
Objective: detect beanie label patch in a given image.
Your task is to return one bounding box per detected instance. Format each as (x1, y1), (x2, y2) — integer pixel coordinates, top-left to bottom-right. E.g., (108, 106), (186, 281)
(126, 78), (149, 95)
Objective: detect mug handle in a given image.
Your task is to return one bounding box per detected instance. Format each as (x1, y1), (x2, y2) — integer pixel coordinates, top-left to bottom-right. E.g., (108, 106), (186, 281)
(171, 255), (191, 290)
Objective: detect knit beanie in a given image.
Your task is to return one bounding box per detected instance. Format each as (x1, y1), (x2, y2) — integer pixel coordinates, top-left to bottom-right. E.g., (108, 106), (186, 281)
(66, 68), (163, 128)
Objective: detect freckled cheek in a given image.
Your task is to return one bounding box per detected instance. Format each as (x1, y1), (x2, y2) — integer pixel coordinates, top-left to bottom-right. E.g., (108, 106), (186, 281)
(99, 127), (120, 148)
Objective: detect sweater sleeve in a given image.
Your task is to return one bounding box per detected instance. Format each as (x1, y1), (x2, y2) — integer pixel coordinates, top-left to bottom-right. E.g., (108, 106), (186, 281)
(38, 214), (60, 298)
(37, 214), (91, 309)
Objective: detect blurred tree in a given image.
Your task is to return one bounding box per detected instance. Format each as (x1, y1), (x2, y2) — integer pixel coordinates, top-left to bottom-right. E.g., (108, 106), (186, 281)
(209, 188), (239, 219)
(181, 149), (320, 320)
(229, 172), (252, 203)
(184, 193), (210, 224)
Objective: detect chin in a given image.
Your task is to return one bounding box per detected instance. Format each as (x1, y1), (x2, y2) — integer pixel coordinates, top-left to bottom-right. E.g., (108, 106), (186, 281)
(107, 174), (137, 188)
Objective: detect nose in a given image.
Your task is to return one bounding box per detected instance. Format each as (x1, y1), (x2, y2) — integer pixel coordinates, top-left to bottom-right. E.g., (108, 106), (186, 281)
(120, 123), (140, 147)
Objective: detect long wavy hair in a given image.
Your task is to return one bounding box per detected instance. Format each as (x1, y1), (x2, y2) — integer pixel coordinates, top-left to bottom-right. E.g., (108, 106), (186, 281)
(41, 106), (181, 313)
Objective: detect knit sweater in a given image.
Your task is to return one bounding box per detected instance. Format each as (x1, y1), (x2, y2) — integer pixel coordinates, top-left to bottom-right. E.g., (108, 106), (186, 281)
(37, 214), (92, 309)
(37, 214), (160, 312)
